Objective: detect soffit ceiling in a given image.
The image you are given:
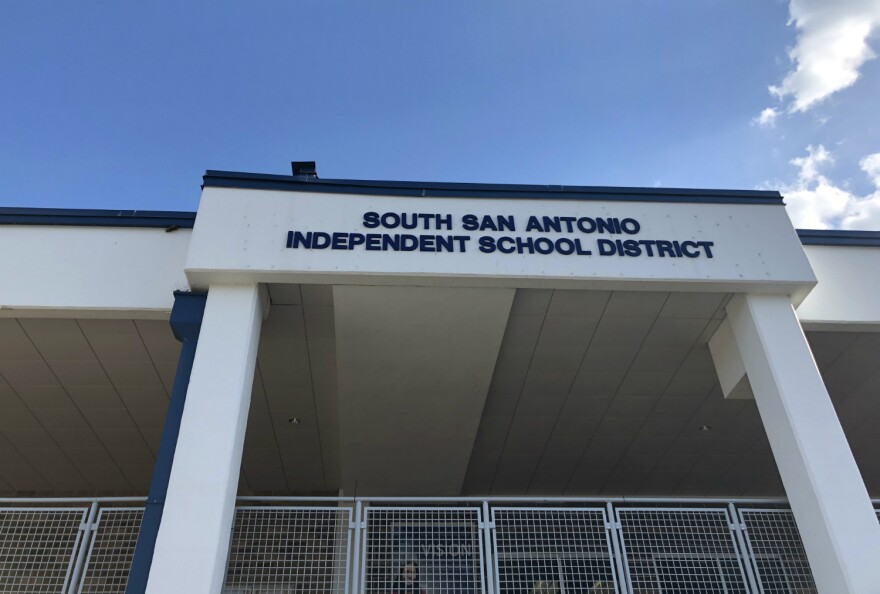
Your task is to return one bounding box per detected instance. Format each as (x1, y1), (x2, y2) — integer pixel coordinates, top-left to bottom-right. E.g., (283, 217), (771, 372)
(0, 286), (878, 498)
(0, 283), (339, 495)
(462, 289), (880, 497)
(0, 317), (177, 493)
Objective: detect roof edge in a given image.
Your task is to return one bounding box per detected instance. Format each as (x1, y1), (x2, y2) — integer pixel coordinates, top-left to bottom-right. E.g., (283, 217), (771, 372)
(202, 170), (785, 205)
(0, 207), (196, 229)
(797, 229), (880, 247)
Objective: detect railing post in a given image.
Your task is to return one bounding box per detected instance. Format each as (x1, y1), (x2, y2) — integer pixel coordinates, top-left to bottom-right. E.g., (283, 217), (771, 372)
(605, 502), (628, 594)
(67, 501), (98, 594)
(728, 503), (761, 594)
(332, 502), (354, 594)
(481, 501), (496, 594)
(350, 500), (363, 594)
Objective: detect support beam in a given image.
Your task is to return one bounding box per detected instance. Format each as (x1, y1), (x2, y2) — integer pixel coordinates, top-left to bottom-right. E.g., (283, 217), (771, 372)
(146, 284), (267, 593)
(707, 317), (753, 400)
(726, 293), (880, 593)
(126, 291), (207, 594)
(334, 285), (514, 495)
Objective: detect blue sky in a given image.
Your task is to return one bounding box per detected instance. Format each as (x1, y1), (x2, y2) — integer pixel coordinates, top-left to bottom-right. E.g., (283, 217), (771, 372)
(2, 1), (879, 228)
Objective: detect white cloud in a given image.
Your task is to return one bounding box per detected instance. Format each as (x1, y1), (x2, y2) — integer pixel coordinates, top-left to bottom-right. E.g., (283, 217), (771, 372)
(860, 152), (880, 184)
(790, 144), (832, 181)
(769, 145), (880, 229)
(842, 153), (880, 227)
(758, 0), (880, 118)
(752, 107), (779, 128)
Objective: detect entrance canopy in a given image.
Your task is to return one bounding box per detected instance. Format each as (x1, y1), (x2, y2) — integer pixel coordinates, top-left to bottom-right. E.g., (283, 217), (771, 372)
(3, 171), (880, 592)
(0, 174), (877, 498)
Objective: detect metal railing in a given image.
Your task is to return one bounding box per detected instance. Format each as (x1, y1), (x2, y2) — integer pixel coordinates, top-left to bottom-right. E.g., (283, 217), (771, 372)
(78, 507), (143, 594)
(0, 506), (90, 593)
(737, 509), (815, 594)
(492, 507), (617, 594)
(226, 505), (353, 594)
(3, 496), (872, 593)
(615, 506), (751, 594)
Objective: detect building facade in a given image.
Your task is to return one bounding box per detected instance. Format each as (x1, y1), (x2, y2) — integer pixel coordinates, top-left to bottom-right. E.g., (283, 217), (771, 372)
(1, 167), (879, 593)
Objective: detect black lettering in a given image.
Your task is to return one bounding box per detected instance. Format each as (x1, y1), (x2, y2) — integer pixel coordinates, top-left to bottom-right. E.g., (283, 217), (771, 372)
(479, 236), (496, 253)
(436, 235), (454, 252)
(400, 235), (418, 251)
(516, 237), (535, 253)
(381, 213), (400, 229)
(498, 215), (515, 232)
(577, 217), (597, 233)
(680, 241), (699, 258)
(698, 241), (715, 258)
(349, 233), (365, 249)
(290, 231), (312, 248)
(597, 239), (616, 255)
(621, 218), (640, 234)
(462, 214), (479, 231)
(525, 216), (543, 232)
(312, 232), (331, 249)
(534, 238), (554, 254)
(401, 214), (417, 230)
(597, 218), (616, 234)
(623, 239), (641, 257)
(498, 237), (516, 254)
(363, 212), (380, 228)
(555, 238), (575, 255)
(656, 240), (676, 257)
(542, 216), (561, 233)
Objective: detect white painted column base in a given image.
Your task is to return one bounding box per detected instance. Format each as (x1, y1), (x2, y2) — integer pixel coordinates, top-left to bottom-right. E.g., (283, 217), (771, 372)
(727, 294), (880, 593)
(146, 284), (267, 594)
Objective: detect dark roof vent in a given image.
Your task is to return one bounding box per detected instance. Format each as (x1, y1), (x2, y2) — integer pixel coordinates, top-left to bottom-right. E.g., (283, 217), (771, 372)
(291, 161), (318, 179)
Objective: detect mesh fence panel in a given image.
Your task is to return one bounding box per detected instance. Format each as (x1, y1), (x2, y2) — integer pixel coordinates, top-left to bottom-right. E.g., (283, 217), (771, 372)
(5, 500), (876, 593)
(491, 508), (618, 594)
(615, 508), (749, 594)
(224, 506), (353, 594)
(78, 507), (143, 594)
(0, 507), (88, 593)
(738, 509), (816, 594)
(362, 508), (485, 594)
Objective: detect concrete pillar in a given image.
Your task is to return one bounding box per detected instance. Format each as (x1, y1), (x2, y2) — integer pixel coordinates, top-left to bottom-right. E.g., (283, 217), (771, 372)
(726, 293), (880, 593)
(146, 284), (267, 593)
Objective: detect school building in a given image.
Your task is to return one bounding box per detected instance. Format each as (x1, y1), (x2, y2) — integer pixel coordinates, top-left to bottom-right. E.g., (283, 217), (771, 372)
(1, 163), (879, 593)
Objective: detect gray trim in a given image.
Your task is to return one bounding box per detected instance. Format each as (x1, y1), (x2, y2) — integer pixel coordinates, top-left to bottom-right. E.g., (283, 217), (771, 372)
(202, 170), (785, 205)
(0, 207), (195, 229)
(797, 229), (880, 247)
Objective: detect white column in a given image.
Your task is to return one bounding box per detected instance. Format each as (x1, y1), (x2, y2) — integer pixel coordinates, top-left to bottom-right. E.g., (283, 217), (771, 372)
(726, 294), (880, 593)
(146, 284), (266, 594)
